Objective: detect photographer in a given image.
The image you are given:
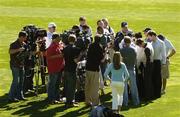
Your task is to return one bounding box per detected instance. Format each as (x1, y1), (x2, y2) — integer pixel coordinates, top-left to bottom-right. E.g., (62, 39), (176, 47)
(36, 35), (47, 86)
(8, 31), (28, 102)
(79, 16), (92, 37)
(102, 18), (115, 37)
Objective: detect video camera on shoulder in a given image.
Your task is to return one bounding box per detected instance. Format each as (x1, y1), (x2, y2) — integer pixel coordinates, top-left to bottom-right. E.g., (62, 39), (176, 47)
(22, 25), (47, 52)
(60, 30), (75, 45)
(36, 28), (47, 52)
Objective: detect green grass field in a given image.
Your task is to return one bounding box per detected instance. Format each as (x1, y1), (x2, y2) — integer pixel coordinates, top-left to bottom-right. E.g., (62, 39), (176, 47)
(0, 0), (180, 117)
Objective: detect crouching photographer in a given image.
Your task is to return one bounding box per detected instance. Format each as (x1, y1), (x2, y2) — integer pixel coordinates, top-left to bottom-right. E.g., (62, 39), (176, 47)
(8, 31), (29, 102)
(22, 26), (47, 94)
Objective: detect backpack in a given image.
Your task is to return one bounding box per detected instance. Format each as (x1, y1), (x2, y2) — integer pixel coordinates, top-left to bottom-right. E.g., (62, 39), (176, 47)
(90, 105), (122, 117)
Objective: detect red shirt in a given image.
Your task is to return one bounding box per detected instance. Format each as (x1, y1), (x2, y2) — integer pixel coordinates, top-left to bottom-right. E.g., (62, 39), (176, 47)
(47, 42), (64, 74)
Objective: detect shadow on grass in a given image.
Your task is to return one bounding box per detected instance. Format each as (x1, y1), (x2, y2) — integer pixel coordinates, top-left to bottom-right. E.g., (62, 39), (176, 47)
(0, 93), (10, 109)
(24, 85), (47, 97)
(0, 86), (46, 110)
(11, 99), (90, 117)
(100, 91), (154, 111)
(0, 87), (154, 117)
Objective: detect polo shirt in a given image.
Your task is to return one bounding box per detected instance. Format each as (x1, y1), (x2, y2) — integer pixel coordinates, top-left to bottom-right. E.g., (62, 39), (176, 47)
(46, 42), (64, 74)
(9, 39), (26, 68)
(63, 44), (81, 72)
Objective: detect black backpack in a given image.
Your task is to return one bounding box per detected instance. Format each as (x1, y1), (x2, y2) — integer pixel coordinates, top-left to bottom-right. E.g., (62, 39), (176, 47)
(90, 105), (123, 117)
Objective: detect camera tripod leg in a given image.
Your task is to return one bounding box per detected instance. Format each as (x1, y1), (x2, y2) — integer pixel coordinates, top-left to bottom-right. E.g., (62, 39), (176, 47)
(34, 70), (40, 96)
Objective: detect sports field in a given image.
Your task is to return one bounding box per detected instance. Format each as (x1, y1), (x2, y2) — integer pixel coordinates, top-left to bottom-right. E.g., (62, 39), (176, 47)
(0, 0), (180, 117)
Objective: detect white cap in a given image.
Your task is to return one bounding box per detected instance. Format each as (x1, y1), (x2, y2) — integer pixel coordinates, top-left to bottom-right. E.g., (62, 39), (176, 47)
(48, 22), (57, 28)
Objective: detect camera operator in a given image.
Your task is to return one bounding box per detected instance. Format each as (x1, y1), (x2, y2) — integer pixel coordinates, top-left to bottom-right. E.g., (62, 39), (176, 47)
(96, 24), (113, 88)
(72, 25), (85, 51)
(36, 31), (47, 86)
(46, 22), (57, 49)
(79, 16), (92, 37)
(96, 19), (113, 48)
(102, 18), (115, 37)
(76, 25), (92, 52)
(8, 31), (28, 102)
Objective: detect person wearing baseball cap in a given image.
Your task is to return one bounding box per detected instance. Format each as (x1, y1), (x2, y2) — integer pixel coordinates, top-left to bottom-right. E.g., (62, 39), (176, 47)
(114, 21), (133, 51)
(46, 22), (57, 49)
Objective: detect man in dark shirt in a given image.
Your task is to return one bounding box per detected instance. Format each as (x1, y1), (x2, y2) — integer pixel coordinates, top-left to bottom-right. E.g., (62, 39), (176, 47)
(114, 22), (133, 51)
(120, 36), (140, 106)
(63, 34), (82, 108)
(8, 31), (28, 102)
(85, 35), (105, 107)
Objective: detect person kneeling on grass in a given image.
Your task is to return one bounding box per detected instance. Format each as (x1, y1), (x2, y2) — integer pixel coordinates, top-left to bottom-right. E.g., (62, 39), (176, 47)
(104, 52), (129, 114)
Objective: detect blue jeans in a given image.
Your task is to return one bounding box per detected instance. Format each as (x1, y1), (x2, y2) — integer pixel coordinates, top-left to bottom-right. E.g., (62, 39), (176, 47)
(47, 72), (62, 101)
(8, 66), (25, 100)
(123, 69), (140, 106)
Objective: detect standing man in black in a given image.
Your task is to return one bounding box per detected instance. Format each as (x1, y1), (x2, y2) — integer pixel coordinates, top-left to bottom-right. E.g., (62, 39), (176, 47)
(63, 34), (82, 108)
(85, 35), (105, 107)
(8, 31), (28, 102)
(147, 31), (166, 99)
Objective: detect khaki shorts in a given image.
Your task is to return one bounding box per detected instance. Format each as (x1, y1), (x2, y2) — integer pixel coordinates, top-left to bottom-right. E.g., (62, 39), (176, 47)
(161, 60), (170, 79)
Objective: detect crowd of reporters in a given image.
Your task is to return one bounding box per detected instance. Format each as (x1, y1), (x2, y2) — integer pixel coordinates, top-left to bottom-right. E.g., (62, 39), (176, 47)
(8, 16), (176, 114)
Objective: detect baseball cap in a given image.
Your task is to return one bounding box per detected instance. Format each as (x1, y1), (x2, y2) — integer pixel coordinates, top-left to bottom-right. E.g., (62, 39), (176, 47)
(48, 22), (57, 28)
(121, 22), (128, 28)
(143, 27), (151, 33)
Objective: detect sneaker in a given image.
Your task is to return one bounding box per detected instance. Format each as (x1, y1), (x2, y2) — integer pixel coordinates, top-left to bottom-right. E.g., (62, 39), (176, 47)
(19, 97), (27, 101)
(65, 102), (79, 108)
(48, 100), (60, 105)
(8, 98), (19, 102)
(161, 90), (166, 95)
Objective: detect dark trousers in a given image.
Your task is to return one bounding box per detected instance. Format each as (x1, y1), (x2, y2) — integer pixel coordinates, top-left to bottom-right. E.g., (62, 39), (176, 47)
(136, 65), (144, 100)
(64, 71), (77, 104)
(40, 67), (46, 85)
(144, 62), (154, 100)
(24, 68), (34, 92)
(152, 60), (162, 99)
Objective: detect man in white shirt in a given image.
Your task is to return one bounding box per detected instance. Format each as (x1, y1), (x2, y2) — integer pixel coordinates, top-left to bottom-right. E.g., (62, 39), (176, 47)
(136, 39), (154, 100)
(46, 22), (57, 49)
(147, 31), (166, 99)
(158, 34), (176, 94)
